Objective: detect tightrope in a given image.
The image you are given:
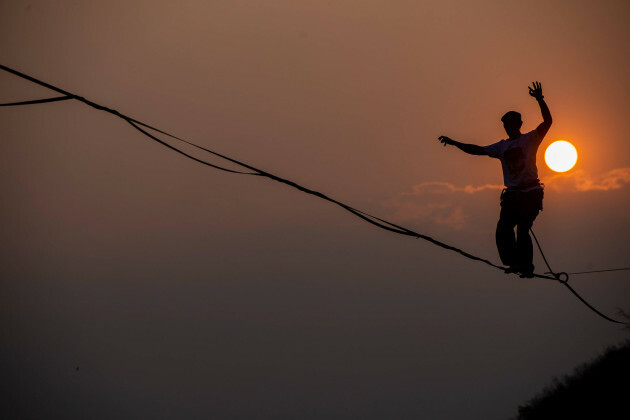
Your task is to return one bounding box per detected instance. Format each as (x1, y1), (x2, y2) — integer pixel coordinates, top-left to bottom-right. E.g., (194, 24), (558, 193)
(1, 63), (627, 325)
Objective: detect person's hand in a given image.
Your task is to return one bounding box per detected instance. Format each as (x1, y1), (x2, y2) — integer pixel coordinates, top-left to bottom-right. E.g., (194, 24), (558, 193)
(438, 135), (455, 147)
(528, 81), (544, 100)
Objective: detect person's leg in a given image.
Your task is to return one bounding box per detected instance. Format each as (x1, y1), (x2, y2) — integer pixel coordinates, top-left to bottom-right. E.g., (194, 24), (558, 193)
(515, 189), (543, 276)
(496, 192), (518, 268)
(516, 218), (535, 275)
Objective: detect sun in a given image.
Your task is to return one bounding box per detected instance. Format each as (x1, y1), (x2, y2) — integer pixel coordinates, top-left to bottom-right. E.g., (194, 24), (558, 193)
(545, 140), (578, 172)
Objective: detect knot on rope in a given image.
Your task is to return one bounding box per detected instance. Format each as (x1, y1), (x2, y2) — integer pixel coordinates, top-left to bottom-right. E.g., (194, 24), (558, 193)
(545, 271), (569, 283)
(554, 272), (569, 284)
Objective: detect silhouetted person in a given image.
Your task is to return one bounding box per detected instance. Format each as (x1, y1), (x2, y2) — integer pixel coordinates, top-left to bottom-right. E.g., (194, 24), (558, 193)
(438, 81), (552, 277)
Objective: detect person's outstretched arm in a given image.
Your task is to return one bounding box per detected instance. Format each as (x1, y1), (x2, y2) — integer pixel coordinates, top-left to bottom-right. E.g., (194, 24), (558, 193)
(529, 81), (552, 138)
(438, 136), (488, 156)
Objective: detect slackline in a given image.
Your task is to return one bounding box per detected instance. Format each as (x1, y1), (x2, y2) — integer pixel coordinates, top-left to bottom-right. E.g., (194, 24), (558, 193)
(1, 63), (627, 325)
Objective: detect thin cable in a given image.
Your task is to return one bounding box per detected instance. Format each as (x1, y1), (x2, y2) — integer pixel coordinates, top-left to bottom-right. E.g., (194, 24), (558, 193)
(570, 267), (630, 275)
(0, 95), (73, 106)
(125, 119), (257, 175)
(1, 63), (626, 324)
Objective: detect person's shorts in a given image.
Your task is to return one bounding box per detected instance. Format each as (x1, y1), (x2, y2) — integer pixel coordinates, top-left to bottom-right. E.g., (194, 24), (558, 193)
(500, 187), (544, 214)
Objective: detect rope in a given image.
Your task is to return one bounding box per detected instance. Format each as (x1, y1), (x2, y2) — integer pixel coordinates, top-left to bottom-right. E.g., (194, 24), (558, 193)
(0, 64), (465, 241)
(0, 64), (253, 175)
(1, 63), (626, 325)
(530, 229), (628, 325)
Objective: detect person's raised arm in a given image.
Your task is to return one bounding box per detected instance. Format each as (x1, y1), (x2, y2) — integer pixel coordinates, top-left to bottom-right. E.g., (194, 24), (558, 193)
(438, 136), (487, 156)
(529, 81), (552, 139)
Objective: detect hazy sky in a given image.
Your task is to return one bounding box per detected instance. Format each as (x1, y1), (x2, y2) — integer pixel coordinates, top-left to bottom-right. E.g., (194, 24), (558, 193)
(1, 1), (629, 418)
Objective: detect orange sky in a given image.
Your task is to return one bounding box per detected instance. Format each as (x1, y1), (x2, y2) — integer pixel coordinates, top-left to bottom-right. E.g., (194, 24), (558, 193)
(1, 1), (629, 418)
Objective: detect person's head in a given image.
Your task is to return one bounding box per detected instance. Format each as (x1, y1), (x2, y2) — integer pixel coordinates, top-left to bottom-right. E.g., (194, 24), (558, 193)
(501, 111), (522, 138)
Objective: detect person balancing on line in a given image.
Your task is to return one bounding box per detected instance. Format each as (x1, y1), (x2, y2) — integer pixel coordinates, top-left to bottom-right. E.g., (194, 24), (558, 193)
(438, 81), (552, 278)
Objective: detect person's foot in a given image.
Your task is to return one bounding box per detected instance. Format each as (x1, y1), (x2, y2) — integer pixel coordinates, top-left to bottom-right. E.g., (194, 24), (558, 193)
(519, 264), (535, 278)
(504, 266), (519, 274)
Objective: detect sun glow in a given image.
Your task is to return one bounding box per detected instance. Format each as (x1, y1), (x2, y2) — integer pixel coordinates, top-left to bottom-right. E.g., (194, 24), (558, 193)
(545, 140), (578, 172)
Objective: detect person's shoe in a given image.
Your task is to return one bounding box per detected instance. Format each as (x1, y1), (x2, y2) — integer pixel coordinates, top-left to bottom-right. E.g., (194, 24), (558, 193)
(504, 266), (519, 274)
(519, 264), (535, 278)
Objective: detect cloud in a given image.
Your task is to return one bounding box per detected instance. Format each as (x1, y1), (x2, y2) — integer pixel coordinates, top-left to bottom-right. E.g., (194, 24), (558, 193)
(383, 181), (501, 229)
(382, 167), (630, 229)
(381, 199), (468, 230)
(433, 206), (467, 229)
(546, 167), (630, 192)
(400, 167), (630, 197)
(402, 181), (504, 196)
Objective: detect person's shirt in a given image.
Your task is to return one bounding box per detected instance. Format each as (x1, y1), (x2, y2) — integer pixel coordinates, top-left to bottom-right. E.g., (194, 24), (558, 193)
(484, 129), (542, 190)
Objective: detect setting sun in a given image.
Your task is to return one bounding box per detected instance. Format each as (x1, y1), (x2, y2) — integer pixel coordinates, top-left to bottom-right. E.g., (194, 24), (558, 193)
(545, 140), (578, 172)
